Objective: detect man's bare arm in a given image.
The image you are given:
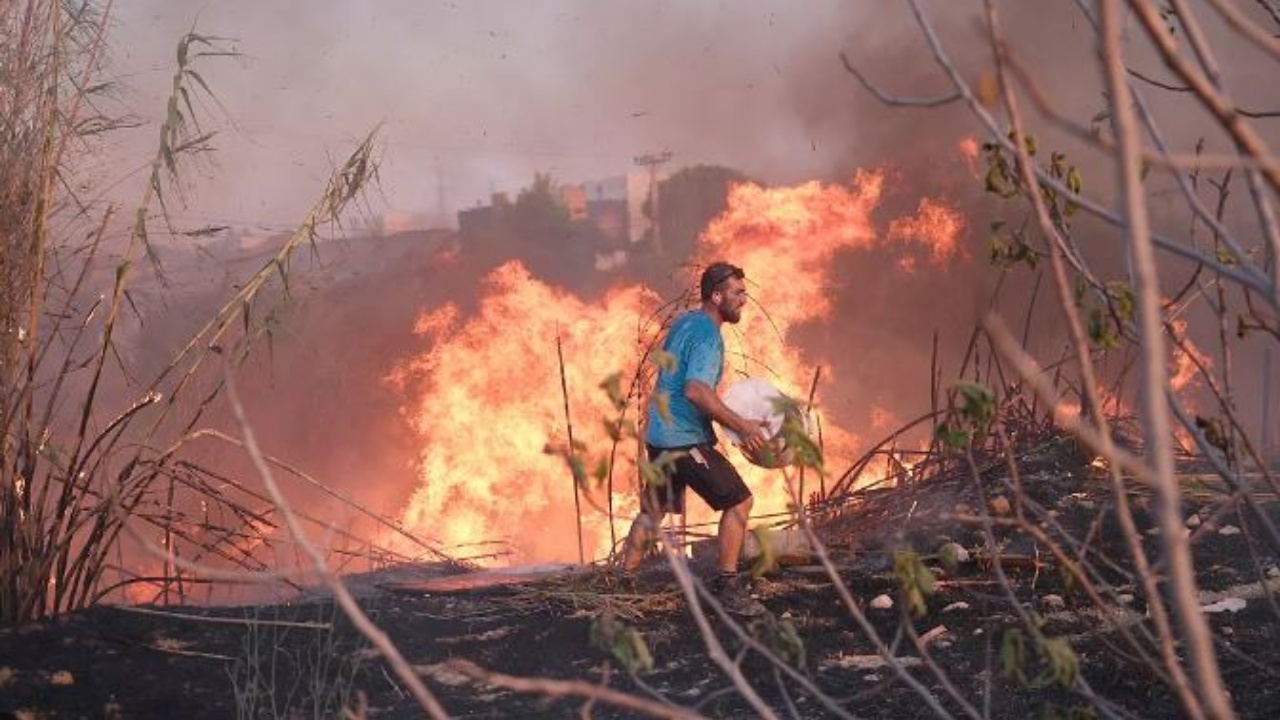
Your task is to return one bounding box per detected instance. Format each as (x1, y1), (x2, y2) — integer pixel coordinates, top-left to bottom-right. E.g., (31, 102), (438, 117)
(684, 380), (769, 454)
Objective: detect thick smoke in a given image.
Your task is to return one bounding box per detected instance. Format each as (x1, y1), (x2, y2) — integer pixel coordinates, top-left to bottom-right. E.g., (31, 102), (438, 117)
(110, 0), (888, 227)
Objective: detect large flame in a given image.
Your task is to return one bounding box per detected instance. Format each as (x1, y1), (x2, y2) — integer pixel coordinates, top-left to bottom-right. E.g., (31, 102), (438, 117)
(390, 263), (657, 563)
(391, 171), (966, 565)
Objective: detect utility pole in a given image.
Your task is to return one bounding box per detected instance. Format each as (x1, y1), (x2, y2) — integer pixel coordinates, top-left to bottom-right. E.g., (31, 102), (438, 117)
(633, 150), (672, 255)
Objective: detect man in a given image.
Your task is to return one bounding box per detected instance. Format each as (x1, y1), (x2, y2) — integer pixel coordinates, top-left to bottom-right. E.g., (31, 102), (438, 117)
(621, 261), (770, 614)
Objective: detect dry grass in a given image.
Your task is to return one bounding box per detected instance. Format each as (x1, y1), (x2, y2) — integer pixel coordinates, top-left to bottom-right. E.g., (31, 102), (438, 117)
(0, 1), (396, 626)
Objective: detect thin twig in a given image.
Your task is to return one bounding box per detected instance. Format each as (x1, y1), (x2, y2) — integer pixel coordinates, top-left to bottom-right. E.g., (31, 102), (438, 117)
(224, 370), (451, 720)
(447, 659), (705, 719)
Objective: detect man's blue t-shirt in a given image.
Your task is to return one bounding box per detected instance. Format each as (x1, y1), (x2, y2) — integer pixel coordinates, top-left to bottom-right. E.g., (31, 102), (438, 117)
(646, 310), (724, 448)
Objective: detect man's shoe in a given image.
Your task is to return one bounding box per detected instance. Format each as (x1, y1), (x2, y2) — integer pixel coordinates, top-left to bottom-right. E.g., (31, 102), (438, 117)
(710, 573), (765, 617)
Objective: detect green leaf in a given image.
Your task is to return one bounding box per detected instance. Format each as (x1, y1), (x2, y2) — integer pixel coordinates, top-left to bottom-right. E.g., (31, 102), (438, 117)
(787, 426), (824, 472)
(1215, 245), (1237, 266)
(939, 542), (963, 573)
(893, 551), (935, 617)
(639, 450), (683, 489)
(985, 162), (1015, 197)
(1106, 282), (1134, 323)
(1066, 166), (1083, 195)
(935, 423), (970, 449)
(651, 350), (677, 373)
(1087, 307), (1119, 350)
(653, 391), (673, 424)
(954, 381), (996, 426)
(590, 612), (654, 674)
(1002, 628), (1029, 687)
(750, 526), (778, 578)
(749, 611), (807, 671)
(1037, 637), (1079, 689)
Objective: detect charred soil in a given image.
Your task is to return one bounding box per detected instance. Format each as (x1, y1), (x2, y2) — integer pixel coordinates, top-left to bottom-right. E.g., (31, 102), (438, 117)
(4, 440), (1280, 719)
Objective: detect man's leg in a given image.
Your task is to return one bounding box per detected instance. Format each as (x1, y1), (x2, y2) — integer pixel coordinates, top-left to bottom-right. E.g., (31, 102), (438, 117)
(716, 494), (754, 574)
(621, 509), (666, 572)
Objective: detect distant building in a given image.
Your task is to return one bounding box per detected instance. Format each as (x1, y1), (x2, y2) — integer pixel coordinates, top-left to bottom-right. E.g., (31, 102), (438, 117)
(586, 199), (627, 244)
(457, 203), (499, 238)
(585, 176), (628, 202)
(560, 185), (588, 221)
(455, 170), (664, 269)
(379, 211), (434, 236)
(625, 169), (665, 244)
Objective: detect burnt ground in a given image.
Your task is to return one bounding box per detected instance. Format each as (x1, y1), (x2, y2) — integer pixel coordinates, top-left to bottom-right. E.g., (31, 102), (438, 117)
(5, 438), (1280, 719)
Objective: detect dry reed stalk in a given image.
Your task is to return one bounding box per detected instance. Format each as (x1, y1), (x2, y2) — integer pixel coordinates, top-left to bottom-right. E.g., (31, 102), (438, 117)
(2, 1), (425, 626)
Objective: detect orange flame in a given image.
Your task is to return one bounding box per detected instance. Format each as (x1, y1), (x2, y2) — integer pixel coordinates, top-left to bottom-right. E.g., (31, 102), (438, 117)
(392, 262), (657, 563)
(958, 137), (980, 177)
(889, 197), (965, 262)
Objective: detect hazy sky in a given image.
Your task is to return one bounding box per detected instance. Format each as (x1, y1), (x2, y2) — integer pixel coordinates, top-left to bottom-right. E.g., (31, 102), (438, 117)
(107, 0), (933, 231)
(99, 0), (1280, 236)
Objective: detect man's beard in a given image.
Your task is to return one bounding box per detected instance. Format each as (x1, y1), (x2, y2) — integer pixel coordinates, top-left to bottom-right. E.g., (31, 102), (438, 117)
(720, 301), (741, 324)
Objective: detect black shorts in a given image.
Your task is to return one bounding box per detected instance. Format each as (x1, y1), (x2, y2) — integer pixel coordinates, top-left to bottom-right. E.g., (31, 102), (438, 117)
(643, 443), (751, 514)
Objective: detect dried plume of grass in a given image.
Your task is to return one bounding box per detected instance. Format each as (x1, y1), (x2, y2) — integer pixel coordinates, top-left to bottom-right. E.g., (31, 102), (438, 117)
(1, 0), (409, 625)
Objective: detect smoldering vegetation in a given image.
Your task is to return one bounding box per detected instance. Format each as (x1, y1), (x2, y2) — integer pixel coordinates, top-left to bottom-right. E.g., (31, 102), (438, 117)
(111, 0), (1280, 580)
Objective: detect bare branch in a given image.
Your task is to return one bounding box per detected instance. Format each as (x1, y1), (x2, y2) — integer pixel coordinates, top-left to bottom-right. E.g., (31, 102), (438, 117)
(1203, 0), (1280, 63)
(446, 660), (705, 720)
(1099, 3), (1234, 716)
(982, 4), (1205, 713)
(838, 52), (962, 108)
(224, 371), (452, 720)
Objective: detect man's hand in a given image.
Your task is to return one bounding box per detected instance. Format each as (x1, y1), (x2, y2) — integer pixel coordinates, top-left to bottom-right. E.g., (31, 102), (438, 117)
(683, 381), (772, 455)
(735, 418), (771, 456)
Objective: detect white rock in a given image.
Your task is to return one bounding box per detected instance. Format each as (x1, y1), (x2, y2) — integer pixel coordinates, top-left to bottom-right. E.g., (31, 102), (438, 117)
(1041, 594), (1067, 611)
(1185, 515), (1202, 528)
(1219, 525), (1241, 536)
(1266, 567), (1280, 579)
(919, 625), (949, 647)
(939, 542), (971, 565)
(1201, 597), (1247, 614)
(1058, 492), (1085, 508)
(821, 654), (922, 671)
(942, 601), (971, 613)
(1118, 594), (1135, 605)
(863, 673), (882, 682)
(870, 594), (894, 610)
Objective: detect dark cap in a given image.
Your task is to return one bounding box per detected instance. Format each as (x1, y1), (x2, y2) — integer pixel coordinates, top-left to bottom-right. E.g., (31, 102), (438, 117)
(700, 262), (745, 300)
